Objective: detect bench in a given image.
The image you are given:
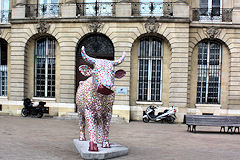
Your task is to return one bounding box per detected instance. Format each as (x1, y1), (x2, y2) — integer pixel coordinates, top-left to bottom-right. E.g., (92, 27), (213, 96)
(184, 115), (240, 133)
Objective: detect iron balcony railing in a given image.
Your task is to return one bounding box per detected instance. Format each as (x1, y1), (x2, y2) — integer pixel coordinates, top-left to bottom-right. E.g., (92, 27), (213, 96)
(25, 3), (61, 18)
(76, 2), (116, 17)
(0, 10), (10, 23)
(132, 2), (173, 17)
(192, 8), (233, 22)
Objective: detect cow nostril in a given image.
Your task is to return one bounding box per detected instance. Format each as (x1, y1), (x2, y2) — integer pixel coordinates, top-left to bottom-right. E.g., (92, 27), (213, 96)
(97, 84), (114, 95)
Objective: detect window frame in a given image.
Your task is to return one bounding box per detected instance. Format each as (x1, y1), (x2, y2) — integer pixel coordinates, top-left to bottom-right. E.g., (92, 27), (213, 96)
(196, 41), (222, 104)
(137, 36), (163, 102)
(38, 0), (59, 18)
(34, 37), (56, 98)
(0, 40), (7, 97)
(139, 0), (163, 16)
(199, 0), (222, 21)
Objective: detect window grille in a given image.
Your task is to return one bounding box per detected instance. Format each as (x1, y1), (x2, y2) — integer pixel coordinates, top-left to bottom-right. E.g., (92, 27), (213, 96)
(35, 37), (56, 97)
(138, 37), (162, 102)
(0, 40), (7, 96)
(196, 41), (221, 104)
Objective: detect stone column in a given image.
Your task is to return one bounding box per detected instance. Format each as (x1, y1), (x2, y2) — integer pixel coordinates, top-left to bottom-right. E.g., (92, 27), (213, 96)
(10, 27), (26, 101)
(173, 2), (189, 18)
(168, 25), (189, 121)
(16, 0), (26, 6)
(12, 0), (26, 19)
(61, 3), (77, 18)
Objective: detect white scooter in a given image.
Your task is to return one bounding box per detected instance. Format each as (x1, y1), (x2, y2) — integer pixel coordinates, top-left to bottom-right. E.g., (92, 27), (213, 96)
(143, 106), (177, 123)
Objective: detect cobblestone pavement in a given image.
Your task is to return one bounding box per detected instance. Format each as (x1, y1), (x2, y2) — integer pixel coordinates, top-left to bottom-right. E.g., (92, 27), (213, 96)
(0, 115), (240, 160)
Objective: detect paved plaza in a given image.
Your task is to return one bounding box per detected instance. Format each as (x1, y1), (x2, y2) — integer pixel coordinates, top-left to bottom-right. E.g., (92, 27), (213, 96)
(0, 115), (240, 160)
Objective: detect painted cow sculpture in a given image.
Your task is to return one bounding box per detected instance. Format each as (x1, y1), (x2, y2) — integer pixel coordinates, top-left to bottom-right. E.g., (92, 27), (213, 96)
(76, 46), (126, 152)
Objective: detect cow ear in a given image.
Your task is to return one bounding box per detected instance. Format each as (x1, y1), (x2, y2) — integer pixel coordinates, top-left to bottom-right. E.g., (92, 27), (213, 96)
(79, 65), (93, 77)
(115, 69), (126, 79)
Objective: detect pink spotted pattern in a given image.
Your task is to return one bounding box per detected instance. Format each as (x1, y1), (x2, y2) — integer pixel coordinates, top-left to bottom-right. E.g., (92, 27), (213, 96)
(76, 46), (126, 151)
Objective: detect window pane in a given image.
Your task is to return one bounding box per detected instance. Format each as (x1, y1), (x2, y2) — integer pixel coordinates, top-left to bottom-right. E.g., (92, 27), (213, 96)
(196, 41), (221, 104)
(138, 37), (162, 101)
(35, 37), (56, 97)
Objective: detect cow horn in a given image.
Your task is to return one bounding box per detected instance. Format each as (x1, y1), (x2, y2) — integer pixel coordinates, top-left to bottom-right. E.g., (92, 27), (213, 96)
(113, 51), (126, 66)
(81, 46), (96, 64)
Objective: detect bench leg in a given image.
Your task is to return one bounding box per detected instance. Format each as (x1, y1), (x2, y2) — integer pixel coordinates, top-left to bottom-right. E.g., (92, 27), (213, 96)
(220, 126), (225, 133)
(227, 126), (233, 134)
(234, 127), (239, 133)
(192, 125), (196, 133)
(187, 125), (191, 132)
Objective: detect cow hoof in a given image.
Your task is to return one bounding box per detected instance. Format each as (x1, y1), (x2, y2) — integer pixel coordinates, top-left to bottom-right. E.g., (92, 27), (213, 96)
(79, 137), (86, 141)
(79, 134), (86, 141)
(102, 141), (111, 148)
(89, 142), (98, 152)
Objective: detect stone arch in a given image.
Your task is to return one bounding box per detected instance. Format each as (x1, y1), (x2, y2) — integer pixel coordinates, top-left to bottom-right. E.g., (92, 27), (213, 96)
(24, 33), (60, 99)
(130, 33), (171, 108)
(188, 38), (230, 109)
(74, 32), (115, 111)
(189, 28), (232, 55)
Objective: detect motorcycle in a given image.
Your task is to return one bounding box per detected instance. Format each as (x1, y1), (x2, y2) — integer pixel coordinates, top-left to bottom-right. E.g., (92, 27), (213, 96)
(21, 98), (48, 118)
(143, 105), (177, 123)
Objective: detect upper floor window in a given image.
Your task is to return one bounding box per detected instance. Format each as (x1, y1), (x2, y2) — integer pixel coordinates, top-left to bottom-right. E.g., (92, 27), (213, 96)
(0, 0), (9, 23)
(38, 0), (59, 17)
(84, 0), (113, 16)
(138, 37), (162, 102)
(196, 41), (221, 104)
(140, 0), (163, 16)
(199, 0), (221, 21)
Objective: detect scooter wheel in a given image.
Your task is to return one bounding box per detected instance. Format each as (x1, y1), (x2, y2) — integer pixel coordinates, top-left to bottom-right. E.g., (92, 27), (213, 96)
(36, 112), (43, 118)
(21, 108), (28, 117)
(143, 117), (149, 123)
(167, 117), (175, 124)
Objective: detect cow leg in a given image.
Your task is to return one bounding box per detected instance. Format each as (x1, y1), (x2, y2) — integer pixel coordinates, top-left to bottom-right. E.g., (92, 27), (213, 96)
(85, 109), (98, 151)
(97, 113), (104, 144)
(78, 107), (86, 141)
(102, 111), (112, 148)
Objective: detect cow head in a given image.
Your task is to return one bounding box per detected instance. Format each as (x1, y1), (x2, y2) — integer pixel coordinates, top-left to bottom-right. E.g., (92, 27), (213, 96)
(79, 46), (126, 95)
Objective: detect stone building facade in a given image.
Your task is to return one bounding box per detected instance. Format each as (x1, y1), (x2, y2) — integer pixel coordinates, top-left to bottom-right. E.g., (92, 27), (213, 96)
(0, 0), (240, 122)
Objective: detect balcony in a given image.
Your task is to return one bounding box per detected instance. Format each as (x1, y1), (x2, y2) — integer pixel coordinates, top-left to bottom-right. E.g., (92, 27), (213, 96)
(11, 2), (189, 20)
(25, 3), (61, 18)
(192, 8), (233, 22)
(0, 10), (10, 23)
(76, 2), (173, 17)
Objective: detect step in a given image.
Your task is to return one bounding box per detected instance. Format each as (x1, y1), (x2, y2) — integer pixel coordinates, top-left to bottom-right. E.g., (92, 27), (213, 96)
(0, 112), (9, 116)
(56, 113), (126, 123)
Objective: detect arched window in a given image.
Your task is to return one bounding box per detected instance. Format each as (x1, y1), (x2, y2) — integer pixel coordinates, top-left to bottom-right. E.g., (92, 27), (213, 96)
(138, 36), (162, 102)
(196, 41), (221, 104)
(35, 37), (56, 97)
(76, 33), (114, 87)
(0, 39), (7, 96)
